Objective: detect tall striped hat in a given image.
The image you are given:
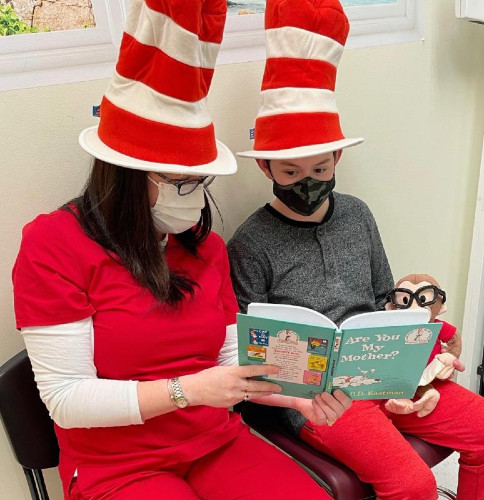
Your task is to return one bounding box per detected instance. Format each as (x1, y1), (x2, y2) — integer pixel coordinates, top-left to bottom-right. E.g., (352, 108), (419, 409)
(79, 0), (236, 175)
(239, 0), (363, 160)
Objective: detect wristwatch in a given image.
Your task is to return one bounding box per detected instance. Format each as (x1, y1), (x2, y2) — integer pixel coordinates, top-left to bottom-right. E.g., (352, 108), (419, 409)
(168, 377), (189, 408)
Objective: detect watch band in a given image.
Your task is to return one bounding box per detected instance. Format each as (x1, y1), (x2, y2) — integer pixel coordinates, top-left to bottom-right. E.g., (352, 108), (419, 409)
(167, 377), (189, 408)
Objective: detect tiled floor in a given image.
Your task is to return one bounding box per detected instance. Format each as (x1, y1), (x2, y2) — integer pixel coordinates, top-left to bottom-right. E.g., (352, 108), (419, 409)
(433, 452), (459, 497)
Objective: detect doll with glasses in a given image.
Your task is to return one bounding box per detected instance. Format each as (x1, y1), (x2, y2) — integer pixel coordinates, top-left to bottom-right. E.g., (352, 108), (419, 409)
(384, 273), (465, 417)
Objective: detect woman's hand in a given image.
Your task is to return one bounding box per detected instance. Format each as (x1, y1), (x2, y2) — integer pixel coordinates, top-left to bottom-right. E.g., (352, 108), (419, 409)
(181, 364), (282, 408)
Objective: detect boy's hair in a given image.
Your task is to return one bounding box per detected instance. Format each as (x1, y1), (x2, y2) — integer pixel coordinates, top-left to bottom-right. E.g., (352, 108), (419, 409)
(265, 151), (338, 168)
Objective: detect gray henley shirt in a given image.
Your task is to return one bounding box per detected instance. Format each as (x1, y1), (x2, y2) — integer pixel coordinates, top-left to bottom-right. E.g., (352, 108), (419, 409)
(227, 192), (394, 435)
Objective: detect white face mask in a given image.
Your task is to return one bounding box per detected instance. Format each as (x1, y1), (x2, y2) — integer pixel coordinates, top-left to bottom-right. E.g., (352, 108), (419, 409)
(148, 177), (206, 234)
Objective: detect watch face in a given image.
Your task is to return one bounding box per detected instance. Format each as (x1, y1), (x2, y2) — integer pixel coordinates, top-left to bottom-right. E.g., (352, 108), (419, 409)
(176, 397), (189, 409)
(170, 378), (189, 408)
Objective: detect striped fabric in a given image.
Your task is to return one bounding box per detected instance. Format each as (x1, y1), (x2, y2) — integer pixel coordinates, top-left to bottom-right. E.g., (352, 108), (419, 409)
(254, 0), (350, 153)
(98, 0), (226, 166)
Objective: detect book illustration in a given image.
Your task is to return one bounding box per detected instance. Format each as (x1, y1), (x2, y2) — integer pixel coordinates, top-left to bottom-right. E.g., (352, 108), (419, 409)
(307, 354), (328, 372)
(249, 328), (269, 346)
(332, 368), (380, 388)
(333, 336), (341, 352)
(303, 370), (322, 385)
(247, 345), (266, 361)
(238, 304), (441, 399)
(307, 337), (328, 354)
(277, 329), (299, 342)
(405, 327), (433, 344)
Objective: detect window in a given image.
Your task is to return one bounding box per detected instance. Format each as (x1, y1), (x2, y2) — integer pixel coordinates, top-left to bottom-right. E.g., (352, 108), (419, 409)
(219, 0), (422, 64)
(0, 1), (422, 90)
(0, 0), (127, 91)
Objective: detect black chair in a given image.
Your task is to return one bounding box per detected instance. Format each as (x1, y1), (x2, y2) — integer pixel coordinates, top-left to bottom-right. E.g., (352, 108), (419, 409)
(478, 345), (483, 397)
(0, 349), (457, 500)
(0, 349), (59, 500)
(238, 402), (457, 499)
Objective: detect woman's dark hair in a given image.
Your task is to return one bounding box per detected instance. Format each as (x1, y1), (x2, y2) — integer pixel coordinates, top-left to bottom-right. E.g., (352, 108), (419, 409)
(63, 159), (212, 306)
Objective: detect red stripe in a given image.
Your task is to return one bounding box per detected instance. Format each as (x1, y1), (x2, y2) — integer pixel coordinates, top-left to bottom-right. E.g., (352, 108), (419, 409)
(145, 0), (226, 43)
(116, 33), (213, 102)
(254, 112), (344, 152)
(265, 0), (349, 45)
(98, 97), (217, 166)
(262, 58), (337, 91)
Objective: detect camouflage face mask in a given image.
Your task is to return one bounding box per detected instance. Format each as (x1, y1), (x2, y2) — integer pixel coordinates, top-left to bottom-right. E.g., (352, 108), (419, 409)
(272, 175), (335, 216)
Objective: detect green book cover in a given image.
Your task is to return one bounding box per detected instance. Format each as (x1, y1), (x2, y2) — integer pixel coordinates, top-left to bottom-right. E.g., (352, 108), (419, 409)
(237, 304), (442, 400)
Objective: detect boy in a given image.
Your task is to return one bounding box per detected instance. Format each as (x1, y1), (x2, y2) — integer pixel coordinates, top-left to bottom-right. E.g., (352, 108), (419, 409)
(228, 1), (484, 498)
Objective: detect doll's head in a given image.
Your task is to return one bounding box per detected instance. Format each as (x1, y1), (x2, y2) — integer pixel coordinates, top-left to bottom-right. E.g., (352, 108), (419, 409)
(386, 273), (447, 322)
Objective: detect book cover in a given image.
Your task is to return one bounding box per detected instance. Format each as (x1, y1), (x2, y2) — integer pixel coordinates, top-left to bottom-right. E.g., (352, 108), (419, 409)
(237, 304), (442, 400)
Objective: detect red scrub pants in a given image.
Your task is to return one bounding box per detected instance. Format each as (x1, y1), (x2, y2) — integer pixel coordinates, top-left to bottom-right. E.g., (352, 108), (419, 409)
(69, 426), (328, 499)
(300, 380), (484, 500)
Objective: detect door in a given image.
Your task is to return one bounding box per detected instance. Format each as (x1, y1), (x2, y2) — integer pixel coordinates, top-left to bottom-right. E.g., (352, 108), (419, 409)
(460, 138), (484, 393)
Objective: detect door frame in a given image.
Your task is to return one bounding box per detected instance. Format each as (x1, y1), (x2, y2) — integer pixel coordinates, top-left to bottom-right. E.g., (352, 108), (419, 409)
(460, 138), (484, 392)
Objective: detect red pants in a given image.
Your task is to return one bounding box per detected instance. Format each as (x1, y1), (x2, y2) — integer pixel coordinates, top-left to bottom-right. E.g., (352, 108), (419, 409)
(300, 380), (484, 500)
(69, 426), (328, 499)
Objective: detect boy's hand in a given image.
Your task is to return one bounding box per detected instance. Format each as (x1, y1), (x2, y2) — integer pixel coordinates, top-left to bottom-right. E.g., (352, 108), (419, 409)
(293, 389), (352, 426)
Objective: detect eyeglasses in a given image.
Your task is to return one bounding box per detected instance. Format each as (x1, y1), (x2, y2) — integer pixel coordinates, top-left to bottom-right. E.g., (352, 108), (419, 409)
(154, 172), (215, 196)
(386, 285), (446, 310)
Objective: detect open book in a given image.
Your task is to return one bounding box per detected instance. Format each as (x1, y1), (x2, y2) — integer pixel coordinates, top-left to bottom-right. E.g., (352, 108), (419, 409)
(237, 303), (442, 399)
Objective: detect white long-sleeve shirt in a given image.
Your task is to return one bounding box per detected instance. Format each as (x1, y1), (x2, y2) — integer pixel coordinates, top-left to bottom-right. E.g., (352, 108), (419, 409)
(22, 320), (238, 429)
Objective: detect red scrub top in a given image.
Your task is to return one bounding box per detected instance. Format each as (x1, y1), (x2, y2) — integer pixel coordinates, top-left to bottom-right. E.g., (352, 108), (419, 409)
(13, 209), (244, 498)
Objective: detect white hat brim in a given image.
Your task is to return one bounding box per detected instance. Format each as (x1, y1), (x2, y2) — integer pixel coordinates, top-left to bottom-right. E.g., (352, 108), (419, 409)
(237, 138), (364, 160)
(79, 126), (237, 176)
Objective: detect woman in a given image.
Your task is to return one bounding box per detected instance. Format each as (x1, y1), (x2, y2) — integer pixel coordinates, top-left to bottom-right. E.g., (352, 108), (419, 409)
(13, 155), (352, 499)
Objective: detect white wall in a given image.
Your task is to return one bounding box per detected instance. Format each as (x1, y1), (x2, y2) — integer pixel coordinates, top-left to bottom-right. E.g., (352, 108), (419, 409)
(1, 1), (483, 498)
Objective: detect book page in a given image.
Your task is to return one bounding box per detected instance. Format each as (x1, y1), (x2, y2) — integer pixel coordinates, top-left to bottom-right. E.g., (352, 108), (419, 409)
(247, 303), (337, 329)
(331, 320), (442, 400)
(339, 309), (430, 330)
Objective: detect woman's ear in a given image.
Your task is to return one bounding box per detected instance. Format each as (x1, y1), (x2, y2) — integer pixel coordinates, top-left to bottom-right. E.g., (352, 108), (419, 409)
(256, 159), (273, 180)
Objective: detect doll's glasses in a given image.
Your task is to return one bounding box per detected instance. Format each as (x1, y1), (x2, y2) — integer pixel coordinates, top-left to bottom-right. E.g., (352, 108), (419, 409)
(386, 285), (446, 310)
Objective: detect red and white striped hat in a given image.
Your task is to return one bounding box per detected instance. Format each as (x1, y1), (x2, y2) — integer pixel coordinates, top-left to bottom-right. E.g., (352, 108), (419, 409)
(79, 0), (236, 175)
(239, 0), (363, 160)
